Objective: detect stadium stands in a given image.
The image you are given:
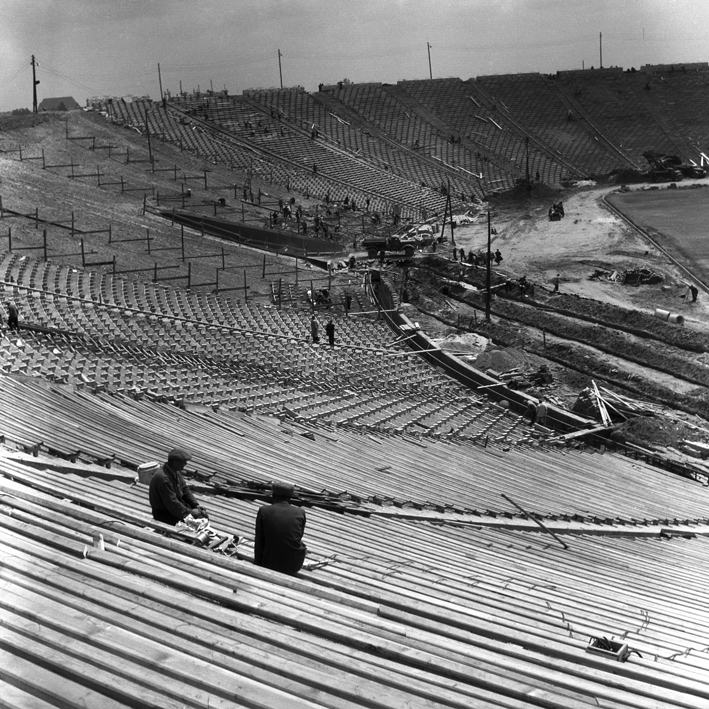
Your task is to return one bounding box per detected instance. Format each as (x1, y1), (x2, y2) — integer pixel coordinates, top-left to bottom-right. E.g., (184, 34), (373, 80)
(2, 390), (709, 707)
(6, 65), (709, 708)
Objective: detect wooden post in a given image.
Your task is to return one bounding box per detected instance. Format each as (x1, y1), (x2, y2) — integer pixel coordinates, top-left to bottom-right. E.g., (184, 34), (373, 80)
(215, 267), (219, 294)
(172, 207), (175, 226)
(81, 238), (85, 266)
(71, 212), (75, 237)
(41, 149), (45, 169)
(221, 247), (225, 270)
(278, 278), (282, 309)
(295, 258), (298, 285)
(97, 165), (101, 187)
(310, 280), (314, 312)
(262, 254), (266, 279)
(35, 207), (39, 229)
(153, 262), (158, 282)
(0, 196), (3, 218)
(203, 169), (208, 190)
(543, 328), (547, 349)
(7, 226), (11, 251)
(112, 255), (116, 274)
(43, 230), (47, 260)
(108, 224), (112, 244)
(146, 228), (151, 255)
(242, 202), (245, 222)
(188, 261), (192, 289)
(181, 225), (185, 261)
(243, 270), (248, 302)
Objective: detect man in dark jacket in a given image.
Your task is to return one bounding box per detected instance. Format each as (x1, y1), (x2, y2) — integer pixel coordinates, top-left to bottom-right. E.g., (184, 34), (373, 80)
(254, 481), (307, 575)
(149, 448), (208, 525)
(325, 319), (335, 347)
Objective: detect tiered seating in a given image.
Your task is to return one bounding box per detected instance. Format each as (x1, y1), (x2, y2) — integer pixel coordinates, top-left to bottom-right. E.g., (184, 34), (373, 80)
(2, 376), (709, 522)
(332, 81), (518, 191)
(249, 88), (483, 203)
(4, 450), (709, 708)
(473, 74), (623, 177)
(1, 250), (530, 441)
(166, 93), (451, 219)
(554, 69), (692, 166)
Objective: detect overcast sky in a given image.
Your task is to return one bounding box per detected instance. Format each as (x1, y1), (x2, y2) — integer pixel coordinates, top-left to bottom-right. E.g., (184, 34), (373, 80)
(1, 0), (707, 111)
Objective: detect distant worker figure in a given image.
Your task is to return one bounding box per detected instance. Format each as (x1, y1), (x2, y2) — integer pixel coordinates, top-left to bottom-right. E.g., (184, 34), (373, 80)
(690, 284), (699, 303)
(535, 400), (548, 427)
(6, 301), (19, 331)
(525, 400), (538, 426)
(310, 315), (319, 343)
(518, 276), (528, 298)
(494, 249), (503, 265)
(254, 481), (307, 575)
(552, 273), (561, 293)
(326, 319), (335, 347)
(149, 449), (208, 526)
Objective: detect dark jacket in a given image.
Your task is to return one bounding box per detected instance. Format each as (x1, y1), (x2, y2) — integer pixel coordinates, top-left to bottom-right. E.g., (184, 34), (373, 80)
(254, 501), (307, 575)
(149, 462), (198, 525)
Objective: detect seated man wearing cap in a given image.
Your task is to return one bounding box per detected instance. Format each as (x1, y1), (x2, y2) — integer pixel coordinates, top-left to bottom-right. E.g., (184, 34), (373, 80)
(149, 448), (208, 525)
(254, 481), (307, 575)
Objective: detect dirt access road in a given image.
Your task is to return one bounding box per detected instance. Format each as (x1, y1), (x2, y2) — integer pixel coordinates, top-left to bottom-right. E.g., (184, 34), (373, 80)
(454, 181), (709, 326)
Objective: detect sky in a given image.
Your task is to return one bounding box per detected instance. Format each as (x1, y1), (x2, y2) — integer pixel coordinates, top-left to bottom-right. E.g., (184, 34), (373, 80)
(1, 0), (707, 112)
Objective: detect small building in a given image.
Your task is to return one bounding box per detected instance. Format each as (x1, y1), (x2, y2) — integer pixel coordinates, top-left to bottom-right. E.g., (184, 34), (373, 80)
(38, 96), (81, 112)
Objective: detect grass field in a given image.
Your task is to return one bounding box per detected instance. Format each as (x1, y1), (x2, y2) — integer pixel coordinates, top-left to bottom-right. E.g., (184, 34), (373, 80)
(607, 186), (709, 286)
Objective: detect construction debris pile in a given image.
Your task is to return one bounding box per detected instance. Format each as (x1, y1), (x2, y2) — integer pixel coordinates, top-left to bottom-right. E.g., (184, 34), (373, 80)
(622, 267), (664, 286)
(484, 364), (553, 391)
(588, 266), (664, 285)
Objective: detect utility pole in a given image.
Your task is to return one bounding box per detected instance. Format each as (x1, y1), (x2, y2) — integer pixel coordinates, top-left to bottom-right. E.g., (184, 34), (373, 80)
(485, 210), (492, 322)
(599, 32), (603, 69)
(278, 49), (283, 89)
(427, 42), (433, 80)
(525, 136), (530, 194)
(31, 55), (39, 115)
(157, 63), (165, 107)
(144, 106), (153, 164)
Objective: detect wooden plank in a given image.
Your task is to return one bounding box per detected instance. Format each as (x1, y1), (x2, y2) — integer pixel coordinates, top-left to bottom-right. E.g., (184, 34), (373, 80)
(0, 628), (187, 709)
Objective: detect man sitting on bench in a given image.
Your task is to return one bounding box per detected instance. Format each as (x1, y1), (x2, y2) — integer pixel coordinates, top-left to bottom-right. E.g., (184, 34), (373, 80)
(149, 448), (208, 526)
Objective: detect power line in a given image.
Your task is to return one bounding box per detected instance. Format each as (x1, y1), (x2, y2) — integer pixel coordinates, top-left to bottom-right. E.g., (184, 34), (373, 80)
(37, 61), (107, 97)
(0, 59), (30, 87)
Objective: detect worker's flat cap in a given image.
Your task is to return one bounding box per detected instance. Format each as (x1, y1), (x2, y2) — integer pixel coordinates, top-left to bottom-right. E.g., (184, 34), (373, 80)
(272, 481), (294, 498)
(167, 448), (192, 463)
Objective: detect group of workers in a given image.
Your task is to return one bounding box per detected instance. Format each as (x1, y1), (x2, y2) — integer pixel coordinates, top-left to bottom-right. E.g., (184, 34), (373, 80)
(150, 448), (307, 575)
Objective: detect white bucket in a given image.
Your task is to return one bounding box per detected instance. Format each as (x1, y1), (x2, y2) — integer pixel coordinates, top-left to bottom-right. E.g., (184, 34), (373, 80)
(653, 308), (670, 321)
(137, 461), (159, 485)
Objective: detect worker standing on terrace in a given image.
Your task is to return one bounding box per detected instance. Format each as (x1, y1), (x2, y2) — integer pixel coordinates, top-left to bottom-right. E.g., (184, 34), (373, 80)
(326, 318), (336, 347)
(254, 481), (307, 575)
(149, 449), (209, 525)
(6, 301), (19, 330)
(310, 314), (320, 343)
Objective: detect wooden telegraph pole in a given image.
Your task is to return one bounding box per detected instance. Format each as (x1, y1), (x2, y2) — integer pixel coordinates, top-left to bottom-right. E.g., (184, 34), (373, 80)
(485, 210), (492, 322)
(31, 55), (39, 115)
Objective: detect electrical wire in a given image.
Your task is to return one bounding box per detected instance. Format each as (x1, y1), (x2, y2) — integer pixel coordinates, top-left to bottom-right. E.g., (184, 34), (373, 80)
(0, 58), (30, 88)
(36, 61), (109, 97)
